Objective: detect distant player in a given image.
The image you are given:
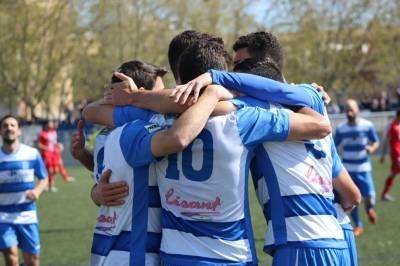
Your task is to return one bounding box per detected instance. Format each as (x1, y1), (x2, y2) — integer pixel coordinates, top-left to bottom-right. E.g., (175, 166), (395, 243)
(380, 109), (400, 201)
(335, 99), (380, 236)
(37, 119), (73, 192)
(0, 114), (48, 266)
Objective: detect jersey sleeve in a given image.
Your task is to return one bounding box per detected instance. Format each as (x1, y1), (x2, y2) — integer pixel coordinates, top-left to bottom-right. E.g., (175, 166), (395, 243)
(209, 69), (314, 107)
(34, 151), (48, 179)
(295, 84), (326, 115)
(119, 120), (163, 167)
(333, 128), (342, 146)
(229, 96), (272, 109)
(368, 124), (379, 143)
(235, 107), (290, 147)
(113, 106), (157, 127)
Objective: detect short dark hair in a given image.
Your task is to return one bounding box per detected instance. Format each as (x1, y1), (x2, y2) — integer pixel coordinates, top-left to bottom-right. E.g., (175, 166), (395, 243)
(168, 30), (204, 81)
(111, 60), (167, 90)
(233, 31), (284, 69)
(233, 57), (284, 82)
(178, 40), (228, 84)
(0, 114), (20, 128)
(168, 30), (226, 81)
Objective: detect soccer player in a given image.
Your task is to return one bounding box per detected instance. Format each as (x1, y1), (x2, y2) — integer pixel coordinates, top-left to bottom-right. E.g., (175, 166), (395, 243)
(72, 60), (167, 265)
(172, 63), (360, 265)
(0, 114), (48, 266)
(229, 32), (360, 265)
(380, 109), (400, 201)
(335, 99), (380, 236)
(37, 119), (73, 192)
(89, 39), (332, 265)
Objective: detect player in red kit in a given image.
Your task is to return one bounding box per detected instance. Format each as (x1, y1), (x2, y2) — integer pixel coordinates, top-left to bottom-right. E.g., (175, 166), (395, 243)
(37, 120), (74, 192)
(380, 110), (400, 201)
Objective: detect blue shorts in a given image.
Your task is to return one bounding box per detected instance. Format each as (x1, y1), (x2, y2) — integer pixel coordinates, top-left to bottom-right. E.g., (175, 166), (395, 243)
(272, 246), (350, 266)
(342, 223), (358, 266)
(0, 223), (40, 255)
(349, 171), (375, 198)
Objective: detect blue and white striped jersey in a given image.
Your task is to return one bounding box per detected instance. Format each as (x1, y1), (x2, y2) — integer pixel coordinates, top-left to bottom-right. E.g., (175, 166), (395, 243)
(93, 127), (113, 183)
(0, 144), (47, 224)
(210, 70), (348, 254)
(113, 105), (291, 265)
(90, 120), (163, 266)
(334, 118), (379, 173)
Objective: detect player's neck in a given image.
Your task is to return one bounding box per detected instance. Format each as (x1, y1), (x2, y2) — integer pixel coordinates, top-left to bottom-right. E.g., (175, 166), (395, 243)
(1, 141), (20, 153)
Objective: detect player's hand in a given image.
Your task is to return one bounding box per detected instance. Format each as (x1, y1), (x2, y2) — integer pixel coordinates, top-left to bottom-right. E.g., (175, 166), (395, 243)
(170, 72), (213, 104)
(57, 143), (64, 152)
(103, 72), (139, 106)
(70, 119), (86, 160)
(312, 83), (331, 105)
(25, 189), (40, 201)
(91, 169), (129, 206)
(365, 145), (373, 154)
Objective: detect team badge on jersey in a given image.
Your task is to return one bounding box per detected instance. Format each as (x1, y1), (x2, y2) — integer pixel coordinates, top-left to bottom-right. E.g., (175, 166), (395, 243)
(145, 124), (161, 133)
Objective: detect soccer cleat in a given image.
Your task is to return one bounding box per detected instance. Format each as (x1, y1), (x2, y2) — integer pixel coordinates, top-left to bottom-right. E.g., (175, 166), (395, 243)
(353, 226), (364, 236)
(66, 176), (75, 182)
(367, 209), (377, 224)
(381, 193), (395, 202)
(49, 186), (58, 192)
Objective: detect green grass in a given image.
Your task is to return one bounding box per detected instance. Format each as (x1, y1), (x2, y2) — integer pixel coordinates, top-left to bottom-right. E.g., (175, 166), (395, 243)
(36, 158), (400, 265)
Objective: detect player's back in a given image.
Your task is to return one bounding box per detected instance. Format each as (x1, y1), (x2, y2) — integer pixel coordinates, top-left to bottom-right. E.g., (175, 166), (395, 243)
(254, 137), (346, 254)
(156, 113), (257, 265)
(91, 125), (161, 266)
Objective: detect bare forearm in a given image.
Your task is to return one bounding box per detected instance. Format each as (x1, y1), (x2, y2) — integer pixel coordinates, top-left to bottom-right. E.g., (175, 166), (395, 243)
(151, 87), (220, 157)
(82, 99), (114, 126)
(131, 89), (187, 113)
(34, 179), (49, 196)
(287, 111), (331, 140)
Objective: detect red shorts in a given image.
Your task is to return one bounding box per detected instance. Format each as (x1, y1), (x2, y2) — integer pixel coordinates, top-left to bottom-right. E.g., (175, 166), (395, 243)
(42, 151), (59, 169)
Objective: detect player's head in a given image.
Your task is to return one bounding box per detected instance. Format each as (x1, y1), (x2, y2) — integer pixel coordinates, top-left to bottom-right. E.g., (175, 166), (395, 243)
(112, 60), (167, 91)
(168, 30), (227, 84)
(42, 119), (56, 130)
(233, 57), (284, 82)
(0, 114), (21, 145)
(232, 31), (284, 70)
(345, 99), (360, 122)
(177, 40), (228, 84)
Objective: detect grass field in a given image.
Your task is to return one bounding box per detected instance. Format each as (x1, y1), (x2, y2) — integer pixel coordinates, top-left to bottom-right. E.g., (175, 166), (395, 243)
(34, 157), (400, 265)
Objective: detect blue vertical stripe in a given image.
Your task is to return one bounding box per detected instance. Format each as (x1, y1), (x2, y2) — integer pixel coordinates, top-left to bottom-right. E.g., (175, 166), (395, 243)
(130, 165), (149, 265)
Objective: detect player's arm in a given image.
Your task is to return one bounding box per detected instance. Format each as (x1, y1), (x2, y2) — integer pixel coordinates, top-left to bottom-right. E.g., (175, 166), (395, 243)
(82, 99), (115, 127)
(70, 119), (94, 171)
(26, 155), (49, 201)
(26, 178), (48, 201)
(170, 70), (314, 107)
(287, 107), (331, 140)
(102, 72), (235, 116)
(333, 168), (361, 212)
(150, 85), (232, 157)
(366, 126), (380, 154)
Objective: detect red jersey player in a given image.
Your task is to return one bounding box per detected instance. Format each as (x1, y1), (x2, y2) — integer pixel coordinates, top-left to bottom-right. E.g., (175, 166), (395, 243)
(37, 120), (74, 192)
(380, 110), (400, 201)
